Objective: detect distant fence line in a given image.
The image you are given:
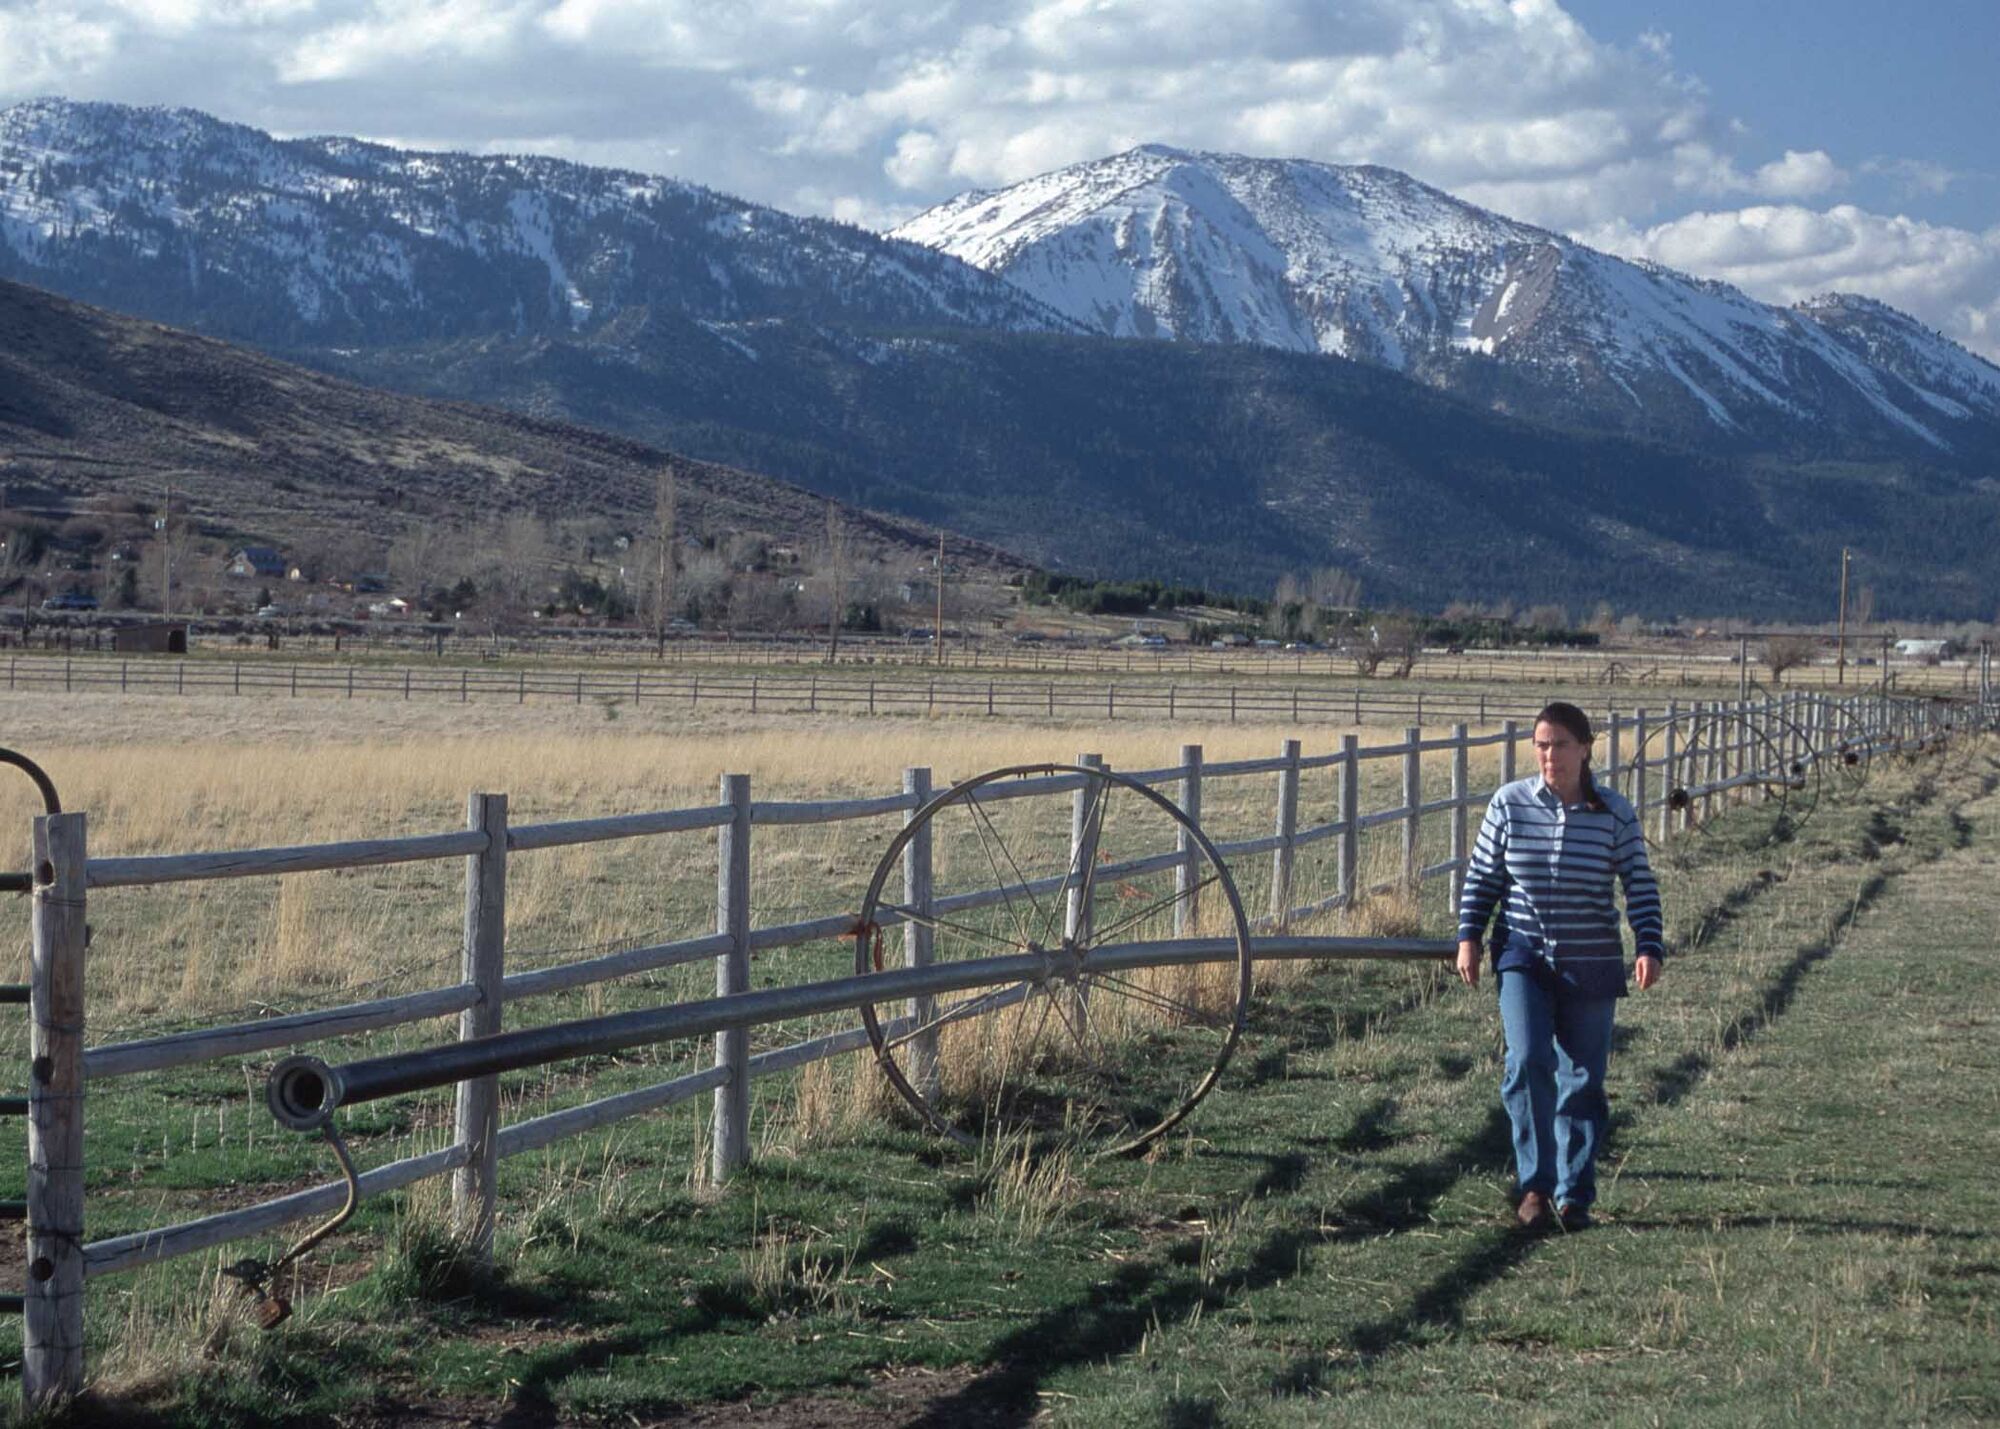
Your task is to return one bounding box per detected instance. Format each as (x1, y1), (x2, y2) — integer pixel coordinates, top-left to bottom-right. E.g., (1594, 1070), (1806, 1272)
(10, 690), (1981, 1407)
(5, 626), (1987, 695)
(1, 654), (1978, 726)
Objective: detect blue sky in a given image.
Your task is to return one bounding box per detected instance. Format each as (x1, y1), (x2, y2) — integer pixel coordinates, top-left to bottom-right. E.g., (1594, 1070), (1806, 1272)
(1566, 0), (1997, 229)
(1, 0), (1995, 357)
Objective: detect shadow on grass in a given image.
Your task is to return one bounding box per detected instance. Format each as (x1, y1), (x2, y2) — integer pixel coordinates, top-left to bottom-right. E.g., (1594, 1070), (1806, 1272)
(915, 1104), (1518, 1424)
(1648, 872), (1889, 1109)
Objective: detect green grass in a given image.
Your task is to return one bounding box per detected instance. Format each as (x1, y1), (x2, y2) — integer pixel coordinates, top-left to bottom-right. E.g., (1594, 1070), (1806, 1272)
(19, 742), (2000, 1426)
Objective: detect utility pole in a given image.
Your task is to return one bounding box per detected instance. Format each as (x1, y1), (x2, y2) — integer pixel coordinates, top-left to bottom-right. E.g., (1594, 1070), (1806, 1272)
(1834, 547), (1850, 687)
(160, 485), (175, 617)
(824, 504), (846, 665)
(934, 532), (945, 668)
(653, 467), (676, 658)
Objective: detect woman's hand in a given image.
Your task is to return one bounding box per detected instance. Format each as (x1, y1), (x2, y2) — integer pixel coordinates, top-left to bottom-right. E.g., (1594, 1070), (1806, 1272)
(1456, 939), (1482, 989)
(1634, 954), (1662, 991)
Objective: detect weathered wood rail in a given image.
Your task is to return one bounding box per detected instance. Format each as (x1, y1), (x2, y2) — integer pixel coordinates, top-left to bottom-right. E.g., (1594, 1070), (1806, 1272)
(14, 691), (1974, 1407)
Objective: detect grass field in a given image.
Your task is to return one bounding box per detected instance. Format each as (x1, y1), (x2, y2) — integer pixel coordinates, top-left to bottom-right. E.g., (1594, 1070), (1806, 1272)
(0, 692), (1992, 1425)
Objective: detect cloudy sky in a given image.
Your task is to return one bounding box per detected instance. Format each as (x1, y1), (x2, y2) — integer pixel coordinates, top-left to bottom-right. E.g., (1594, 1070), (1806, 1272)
(3, 0), (1996, 357)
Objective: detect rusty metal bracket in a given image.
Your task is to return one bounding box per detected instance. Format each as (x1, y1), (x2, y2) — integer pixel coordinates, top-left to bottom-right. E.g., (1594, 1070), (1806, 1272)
(221, 1122), (361, 1329)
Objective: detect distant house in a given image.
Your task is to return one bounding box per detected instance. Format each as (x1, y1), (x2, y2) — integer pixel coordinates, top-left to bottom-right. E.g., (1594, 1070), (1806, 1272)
(1893, 638), (1953, 660)
(366, 597), (411, 619)
(227, 546), (286, 579)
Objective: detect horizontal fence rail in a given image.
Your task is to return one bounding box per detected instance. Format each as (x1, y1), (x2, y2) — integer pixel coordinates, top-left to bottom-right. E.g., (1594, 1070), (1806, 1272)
(12, 689), (1988, 1409)
(9, 650), (1982, 726)
(5, 640), (1988, 699)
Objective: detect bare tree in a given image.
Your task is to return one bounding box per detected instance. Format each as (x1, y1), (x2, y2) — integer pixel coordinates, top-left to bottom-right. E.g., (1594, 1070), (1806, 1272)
(678, 550), (731, 627)
(482, 514), (555, 618)
(1763, 634), (1818, 685)
(1269, 572), (1305, 638)
(1347, 619), (1419, 677)
(1381, 617), (1422, 678)
(1309, 566), (1362, 611)
(388, 524), (445, 603)
(1851, 584), (1876, 628)
(732, 572), (793, 632)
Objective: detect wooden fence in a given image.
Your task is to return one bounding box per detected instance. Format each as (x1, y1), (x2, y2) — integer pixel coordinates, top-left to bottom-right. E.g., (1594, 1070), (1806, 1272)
(0, 654), (1848, 727)
(13, 691), (1970, 1406)
(1, 645), (1985, 704)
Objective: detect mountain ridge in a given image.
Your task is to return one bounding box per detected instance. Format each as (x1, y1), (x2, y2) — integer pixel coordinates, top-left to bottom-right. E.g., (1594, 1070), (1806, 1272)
(2, 100), (1996, 619)
(892, 145), (2000, 459)
(0, 96), (1074, 347)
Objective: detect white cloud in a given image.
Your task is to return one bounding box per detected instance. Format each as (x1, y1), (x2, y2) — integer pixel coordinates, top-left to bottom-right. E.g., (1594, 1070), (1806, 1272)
(280, 0), (531, 83)
(0, 4), (117, 90)
(0, 0), (1834, 234)
(1750, 149), (1845, 199)
(1584, 205), (2000, 363)
(1862, 156), (1956, 199)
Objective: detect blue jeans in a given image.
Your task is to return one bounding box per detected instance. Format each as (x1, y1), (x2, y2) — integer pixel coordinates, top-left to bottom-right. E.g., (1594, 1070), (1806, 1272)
(1497, 969), (1617, 1207)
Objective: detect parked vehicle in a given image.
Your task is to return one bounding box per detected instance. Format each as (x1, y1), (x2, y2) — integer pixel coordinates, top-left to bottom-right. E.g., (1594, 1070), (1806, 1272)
(41, 592), (98, 611)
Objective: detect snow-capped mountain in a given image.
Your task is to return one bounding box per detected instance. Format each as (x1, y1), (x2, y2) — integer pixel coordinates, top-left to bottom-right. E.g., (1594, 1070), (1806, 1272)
(0, 98), (1070, 347)
(895, 145), (2000, 454)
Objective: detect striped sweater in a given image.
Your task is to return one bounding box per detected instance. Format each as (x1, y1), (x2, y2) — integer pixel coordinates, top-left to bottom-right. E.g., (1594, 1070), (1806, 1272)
(1456, 776), (1665, 998)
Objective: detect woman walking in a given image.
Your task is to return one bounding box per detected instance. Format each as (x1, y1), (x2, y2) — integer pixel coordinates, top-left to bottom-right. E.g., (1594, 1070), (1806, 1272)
(1456, 701), (1664, 1232)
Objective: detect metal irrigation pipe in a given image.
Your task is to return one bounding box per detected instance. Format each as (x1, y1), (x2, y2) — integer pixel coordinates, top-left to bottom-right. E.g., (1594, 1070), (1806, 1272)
(0, 746), (60, 895)
(266, 933), (1452, 1133)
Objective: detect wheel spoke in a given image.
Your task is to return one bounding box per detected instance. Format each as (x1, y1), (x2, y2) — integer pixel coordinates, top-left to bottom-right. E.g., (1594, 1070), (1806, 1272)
(1084, 871), (1221, 952)
(1087, 970), (1225, 1027)
(963, 795), (1046, 950)
(876, 901), (1026, 953)
(879, 982), (1029, 1053)
(998, 980), (1060, 1074)
(1071, 982), (1119, 1080)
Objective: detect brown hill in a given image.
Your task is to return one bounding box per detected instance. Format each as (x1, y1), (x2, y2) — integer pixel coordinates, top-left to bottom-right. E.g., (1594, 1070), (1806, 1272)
(0, 277), (1017, 576)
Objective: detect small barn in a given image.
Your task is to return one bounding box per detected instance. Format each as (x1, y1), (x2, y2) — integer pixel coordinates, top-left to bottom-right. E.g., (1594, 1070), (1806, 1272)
(111, 622), (189, 655)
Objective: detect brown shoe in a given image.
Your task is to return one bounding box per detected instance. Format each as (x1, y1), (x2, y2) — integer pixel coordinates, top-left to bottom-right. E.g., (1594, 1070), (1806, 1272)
(1514, 1190), (1554, 1232)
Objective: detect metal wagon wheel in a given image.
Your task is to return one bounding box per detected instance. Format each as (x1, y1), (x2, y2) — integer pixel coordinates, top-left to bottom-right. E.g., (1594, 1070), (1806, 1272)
(1822, 699), (1877, 792)
(854, 762), (1253, 1158)
(1635, 705), (1809, 863)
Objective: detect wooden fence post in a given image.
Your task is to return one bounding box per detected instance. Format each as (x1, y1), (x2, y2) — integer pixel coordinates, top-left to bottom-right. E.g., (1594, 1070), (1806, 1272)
(713, 774), (752, 1181)
(1500, 720), (1519, 785)
(1449, 724), (1469, 909)
(902, 768), (938, 1100)
(1175, 745), (1204, 936)
(1633, 708), (1650, 821)
(1270, 739), (1301, 928)
(26, 812), (87, 1410)
(1066, 754), (1105, 944)
(1659, 701), (1680, 843)
(1402, 726), (1422, 888)
(452, 793), (507, 1257)
(1604, 710), (1621, 796)
(1337, 734), (1359, 909)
